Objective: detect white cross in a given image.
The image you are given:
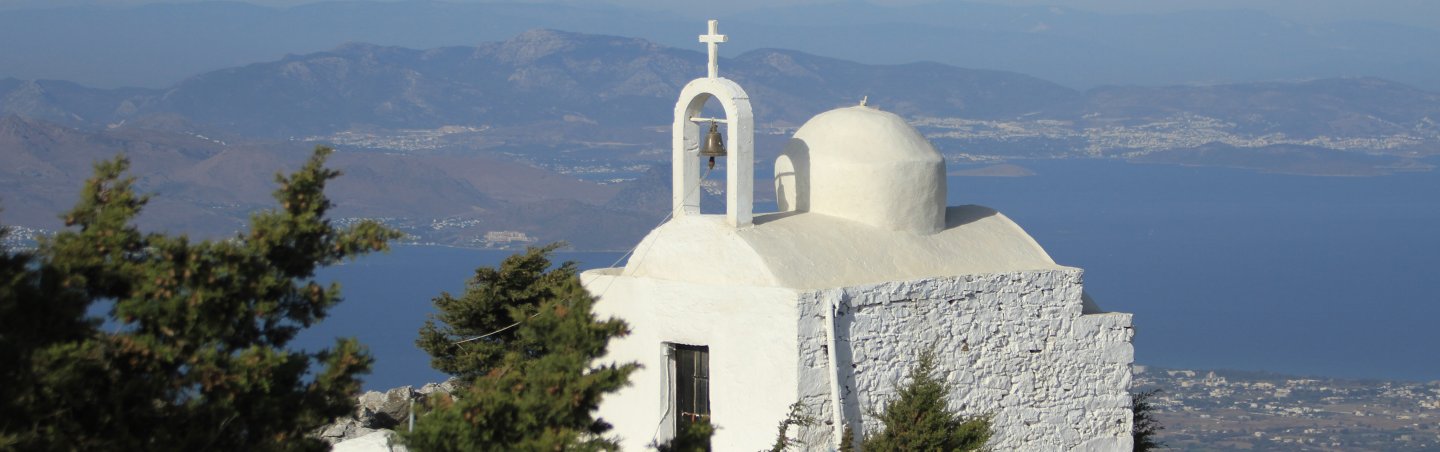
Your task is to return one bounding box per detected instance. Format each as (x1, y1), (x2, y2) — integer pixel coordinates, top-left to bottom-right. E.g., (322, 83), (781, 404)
(699, 19), (727, 79)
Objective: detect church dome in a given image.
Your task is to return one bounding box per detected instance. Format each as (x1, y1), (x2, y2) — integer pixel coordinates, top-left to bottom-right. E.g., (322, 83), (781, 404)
(774, 105), (947, 234)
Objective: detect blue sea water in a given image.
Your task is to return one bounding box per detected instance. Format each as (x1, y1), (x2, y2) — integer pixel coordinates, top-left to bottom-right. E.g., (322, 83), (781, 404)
(301, 160), (1440, 390)
(955, 160), (1440, 382)
(303, 248), (626, 390)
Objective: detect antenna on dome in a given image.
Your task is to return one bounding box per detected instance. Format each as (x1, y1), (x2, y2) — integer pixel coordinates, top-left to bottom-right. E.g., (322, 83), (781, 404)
(859, 95), (868, 107)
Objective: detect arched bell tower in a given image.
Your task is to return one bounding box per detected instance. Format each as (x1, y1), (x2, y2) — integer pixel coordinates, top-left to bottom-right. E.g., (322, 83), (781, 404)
(672, 20), (754, 228)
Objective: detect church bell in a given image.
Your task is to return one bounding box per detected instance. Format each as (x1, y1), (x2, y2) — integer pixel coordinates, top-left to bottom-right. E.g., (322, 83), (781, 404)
(700, 122), (727, 158)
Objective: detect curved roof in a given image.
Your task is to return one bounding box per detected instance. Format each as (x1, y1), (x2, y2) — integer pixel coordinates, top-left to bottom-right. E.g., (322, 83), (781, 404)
(775, 106), (947, 234)
(620, 206), (1062, 290)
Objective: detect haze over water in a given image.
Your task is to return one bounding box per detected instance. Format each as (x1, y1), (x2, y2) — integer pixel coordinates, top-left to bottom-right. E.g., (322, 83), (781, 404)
(305, 160), (1440, 390)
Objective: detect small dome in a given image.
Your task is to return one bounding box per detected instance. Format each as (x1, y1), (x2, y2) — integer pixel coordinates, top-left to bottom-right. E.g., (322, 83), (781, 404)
(774, 106), (947, 233)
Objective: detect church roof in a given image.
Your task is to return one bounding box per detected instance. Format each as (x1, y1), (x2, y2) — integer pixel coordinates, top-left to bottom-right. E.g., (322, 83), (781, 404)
(619, 206), (1062, 290)
(775, 106), (947, 234)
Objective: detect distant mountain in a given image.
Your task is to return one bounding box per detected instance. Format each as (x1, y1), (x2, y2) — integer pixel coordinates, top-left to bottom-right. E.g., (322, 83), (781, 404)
(0, 114), (233, 232)
(2, 1), (1439, 91)
(730, 49), (1080, 125)
(0, 113), (647, 249)
(149, 31), (704, 136)
(0, 78), (150, 126)
(728, 3), (1440, 91)
(136, 29), (1075, 137)
(0, 1), (689, 89)
(3, 29), (1437, 149)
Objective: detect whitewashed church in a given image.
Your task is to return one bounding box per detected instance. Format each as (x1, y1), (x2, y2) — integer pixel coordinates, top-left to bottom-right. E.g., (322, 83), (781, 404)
(581, 21), (1135, 451)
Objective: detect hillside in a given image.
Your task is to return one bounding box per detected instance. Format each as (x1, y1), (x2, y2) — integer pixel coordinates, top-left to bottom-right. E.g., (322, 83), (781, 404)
(0, 114), (646, 249)
(121, 30), (1075, 137)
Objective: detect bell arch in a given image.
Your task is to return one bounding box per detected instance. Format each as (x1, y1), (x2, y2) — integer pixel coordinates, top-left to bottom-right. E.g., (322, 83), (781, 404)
(672, 77), (754, 227)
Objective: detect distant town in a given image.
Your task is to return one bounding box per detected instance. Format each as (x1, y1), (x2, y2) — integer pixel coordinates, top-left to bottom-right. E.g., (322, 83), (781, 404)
(913, 114), (1438, 159)
(1136, 366), (1440, 450)
(299, 113), (1439, 188)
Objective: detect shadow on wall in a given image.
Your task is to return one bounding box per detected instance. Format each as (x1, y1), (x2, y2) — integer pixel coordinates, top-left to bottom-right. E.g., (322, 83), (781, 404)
(775, 137), (810, 212)
(833, 298), (865, 445)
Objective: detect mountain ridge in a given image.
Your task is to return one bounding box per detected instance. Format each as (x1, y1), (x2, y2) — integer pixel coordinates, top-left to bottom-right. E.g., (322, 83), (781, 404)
(3, 1), (1439, 90)
(6, 28), (1438, 141)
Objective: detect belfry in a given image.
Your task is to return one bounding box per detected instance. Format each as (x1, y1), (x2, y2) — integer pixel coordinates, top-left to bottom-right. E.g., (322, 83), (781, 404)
(671, 19), (755, 228)
(582, 20), (1136, 451)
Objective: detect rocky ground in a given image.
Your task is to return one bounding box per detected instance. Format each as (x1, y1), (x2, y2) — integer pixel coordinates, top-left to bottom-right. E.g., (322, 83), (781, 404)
(317, 380), (459, 452)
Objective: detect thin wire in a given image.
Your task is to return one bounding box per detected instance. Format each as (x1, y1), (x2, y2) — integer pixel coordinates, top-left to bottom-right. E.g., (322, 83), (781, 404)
(451, 165), (717, 346)
(451, 317), (530, 345)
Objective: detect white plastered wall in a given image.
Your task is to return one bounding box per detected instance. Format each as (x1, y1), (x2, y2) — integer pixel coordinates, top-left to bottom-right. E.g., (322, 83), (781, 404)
(795, 269), (1135, 451)
(582, 269), (803, 451)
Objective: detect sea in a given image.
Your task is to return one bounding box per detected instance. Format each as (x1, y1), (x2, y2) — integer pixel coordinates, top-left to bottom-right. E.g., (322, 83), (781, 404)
(299, 159), (1440, 390)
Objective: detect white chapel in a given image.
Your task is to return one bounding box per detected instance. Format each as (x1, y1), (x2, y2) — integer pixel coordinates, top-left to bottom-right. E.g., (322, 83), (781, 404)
(581, 20), (1136, 451)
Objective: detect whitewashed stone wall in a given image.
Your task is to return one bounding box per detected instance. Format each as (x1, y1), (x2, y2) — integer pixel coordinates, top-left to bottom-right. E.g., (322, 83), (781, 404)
(795, 269), (1134, 450)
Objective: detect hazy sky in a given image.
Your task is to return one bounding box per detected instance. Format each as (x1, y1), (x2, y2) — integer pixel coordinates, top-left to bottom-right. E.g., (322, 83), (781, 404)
(962, 0), (1440, 28)
(1, 0), (1436, 29)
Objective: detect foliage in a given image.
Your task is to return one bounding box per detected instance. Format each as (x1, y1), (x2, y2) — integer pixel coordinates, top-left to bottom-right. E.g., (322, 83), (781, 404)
(838, 424), (855, 452)
(404, 244), (637, 451)
(1132, 388), (1166, 452)
(862, 348), (991, 452)
(652, 418), (715, 452)
(415, 243), (585, 380)
(766, 401), (815, 452)
(0, 146), (399, 451)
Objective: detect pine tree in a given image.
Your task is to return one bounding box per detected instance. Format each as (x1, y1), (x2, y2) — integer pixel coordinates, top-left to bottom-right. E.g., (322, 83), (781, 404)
(862, 348), (991, 452)
(0, 147), (399, 451)
(404, 244), (637, 451)
(1131, 388), (1165, 451)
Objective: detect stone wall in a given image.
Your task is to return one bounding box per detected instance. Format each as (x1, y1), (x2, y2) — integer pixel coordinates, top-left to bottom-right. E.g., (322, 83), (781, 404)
(795, 269), (1134, 450)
